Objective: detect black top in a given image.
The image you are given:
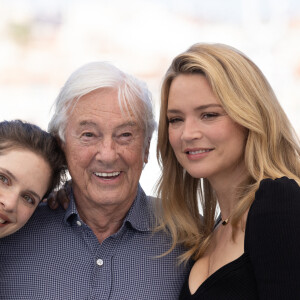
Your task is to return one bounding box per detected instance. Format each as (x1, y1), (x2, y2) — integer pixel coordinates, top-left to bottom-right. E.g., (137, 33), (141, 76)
(179, 177), (300, 299)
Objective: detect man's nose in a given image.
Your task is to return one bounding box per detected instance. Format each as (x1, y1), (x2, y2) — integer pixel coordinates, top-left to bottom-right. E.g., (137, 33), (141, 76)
(95, 138), (118, 163)
(181, 119), (203, 141)
(0, 191), (18, 212)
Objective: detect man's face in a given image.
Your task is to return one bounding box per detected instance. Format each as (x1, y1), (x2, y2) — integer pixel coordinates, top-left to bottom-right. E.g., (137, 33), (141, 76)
(62, 88), (149, 213)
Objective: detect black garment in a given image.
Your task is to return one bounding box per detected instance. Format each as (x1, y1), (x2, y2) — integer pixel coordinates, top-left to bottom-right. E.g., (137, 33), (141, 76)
(179, 177), (300, 299)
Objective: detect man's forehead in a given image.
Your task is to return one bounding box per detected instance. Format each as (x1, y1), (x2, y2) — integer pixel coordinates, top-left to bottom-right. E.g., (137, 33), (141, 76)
(69, 89), (145, 131)
(73, 90), (140, 116)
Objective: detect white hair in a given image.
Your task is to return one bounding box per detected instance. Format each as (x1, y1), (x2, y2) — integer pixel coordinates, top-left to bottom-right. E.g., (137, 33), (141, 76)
(48, 62), (156, 148)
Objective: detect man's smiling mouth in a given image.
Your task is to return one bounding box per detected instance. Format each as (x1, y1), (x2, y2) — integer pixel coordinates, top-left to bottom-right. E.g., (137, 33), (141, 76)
(94, 172), (121, 179)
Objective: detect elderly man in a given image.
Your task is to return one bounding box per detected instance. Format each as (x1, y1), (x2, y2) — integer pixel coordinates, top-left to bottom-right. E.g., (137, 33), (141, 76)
(0, 62), (190, 299)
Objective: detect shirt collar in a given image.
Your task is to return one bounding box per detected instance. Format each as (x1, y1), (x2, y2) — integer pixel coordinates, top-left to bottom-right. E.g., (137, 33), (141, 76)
(124, 184), (155, 232)
(64, 184), (155, 232)
(63, 189), (79, 225)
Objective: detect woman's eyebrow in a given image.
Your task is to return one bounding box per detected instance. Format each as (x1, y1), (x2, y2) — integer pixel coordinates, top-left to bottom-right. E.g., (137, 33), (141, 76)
(167, 104), (222, 114)
(0, 167), (17, 181)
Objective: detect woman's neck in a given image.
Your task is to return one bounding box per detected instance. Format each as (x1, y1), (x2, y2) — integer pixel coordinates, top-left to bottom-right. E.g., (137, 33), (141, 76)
(208, 166), (249, 221)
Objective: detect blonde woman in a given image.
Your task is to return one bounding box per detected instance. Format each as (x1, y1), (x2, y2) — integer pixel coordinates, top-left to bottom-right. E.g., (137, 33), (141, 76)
(157, 43), (300, 298)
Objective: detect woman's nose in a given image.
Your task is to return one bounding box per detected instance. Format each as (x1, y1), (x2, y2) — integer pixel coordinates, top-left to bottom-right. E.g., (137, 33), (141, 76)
(181, 119), (203, 141)
(0, 192), (18, 212)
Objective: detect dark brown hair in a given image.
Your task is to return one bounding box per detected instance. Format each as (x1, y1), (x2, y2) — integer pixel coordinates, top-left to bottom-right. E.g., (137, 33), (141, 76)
(0, 120), (67, 198)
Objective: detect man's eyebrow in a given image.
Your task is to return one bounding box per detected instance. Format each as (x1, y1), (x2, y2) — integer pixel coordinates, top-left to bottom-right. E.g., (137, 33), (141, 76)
(167, 104), (222, 114)
(78, 120), (138, 130)
(78, 121), (97, 127)
(115, 121), (137, 130)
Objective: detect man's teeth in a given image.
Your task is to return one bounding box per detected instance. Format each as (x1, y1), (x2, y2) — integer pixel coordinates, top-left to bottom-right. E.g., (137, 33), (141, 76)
(0, 217), (7, 224)
(94, 172), (120, 177)
(188, 149), (210, 154)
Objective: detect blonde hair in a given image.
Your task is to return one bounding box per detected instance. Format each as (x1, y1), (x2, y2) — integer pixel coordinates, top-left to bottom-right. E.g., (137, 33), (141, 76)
(156, 43), (300, 263)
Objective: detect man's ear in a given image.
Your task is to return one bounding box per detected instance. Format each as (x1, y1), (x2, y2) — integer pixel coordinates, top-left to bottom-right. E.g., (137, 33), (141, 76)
(143, 138), (151, 164)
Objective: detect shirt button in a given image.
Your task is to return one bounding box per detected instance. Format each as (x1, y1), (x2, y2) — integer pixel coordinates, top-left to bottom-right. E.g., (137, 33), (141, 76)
(96, 259), (104, 266)
(76, 221), (82, 226)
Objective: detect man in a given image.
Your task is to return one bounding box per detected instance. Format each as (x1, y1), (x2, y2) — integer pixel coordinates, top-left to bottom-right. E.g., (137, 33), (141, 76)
(0, 62), (190, 299)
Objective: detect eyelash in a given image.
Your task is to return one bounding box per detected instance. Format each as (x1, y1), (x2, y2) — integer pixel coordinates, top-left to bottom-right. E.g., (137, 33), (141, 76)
(202, 112), (219, 119)
(120, 132), (132, 137)
(82, 132), (95, 138)
(168, 113), (220, 123)
(168, 117), (182, 124)
(0, 174), (9, 185)
(23, 194), (35, 206)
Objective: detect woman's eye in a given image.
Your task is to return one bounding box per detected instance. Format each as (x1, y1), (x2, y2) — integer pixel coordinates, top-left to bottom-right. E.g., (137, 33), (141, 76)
(168, 117), (182, 124)
(23, 194), (35, 206)
(0, 174), (9, 185)
(202, 113), (219, 119)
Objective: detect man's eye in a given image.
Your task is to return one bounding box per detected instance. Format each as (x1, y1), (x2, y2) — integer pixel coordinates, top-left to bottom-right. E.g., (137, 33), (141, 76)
(0, 174), (9, 185)
(121, 132), (132, 137)
(83, 132), (94, 136)
(82, 132), (94, 137)
(23, 194), (35, 205)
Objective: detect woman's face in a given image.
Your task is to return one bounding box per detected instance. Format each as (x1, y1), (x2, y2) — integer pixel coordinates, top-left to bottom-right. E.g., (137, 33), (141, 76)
(167, 74), (247, 185)
(0, 149), (51, 238)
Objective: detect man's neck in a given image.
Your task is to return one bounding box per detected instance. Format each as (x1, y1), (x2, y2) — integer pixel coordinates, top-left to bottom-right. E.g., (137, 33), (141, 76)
(73, 194), (135, 243)
(77, 203), (128, 243)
